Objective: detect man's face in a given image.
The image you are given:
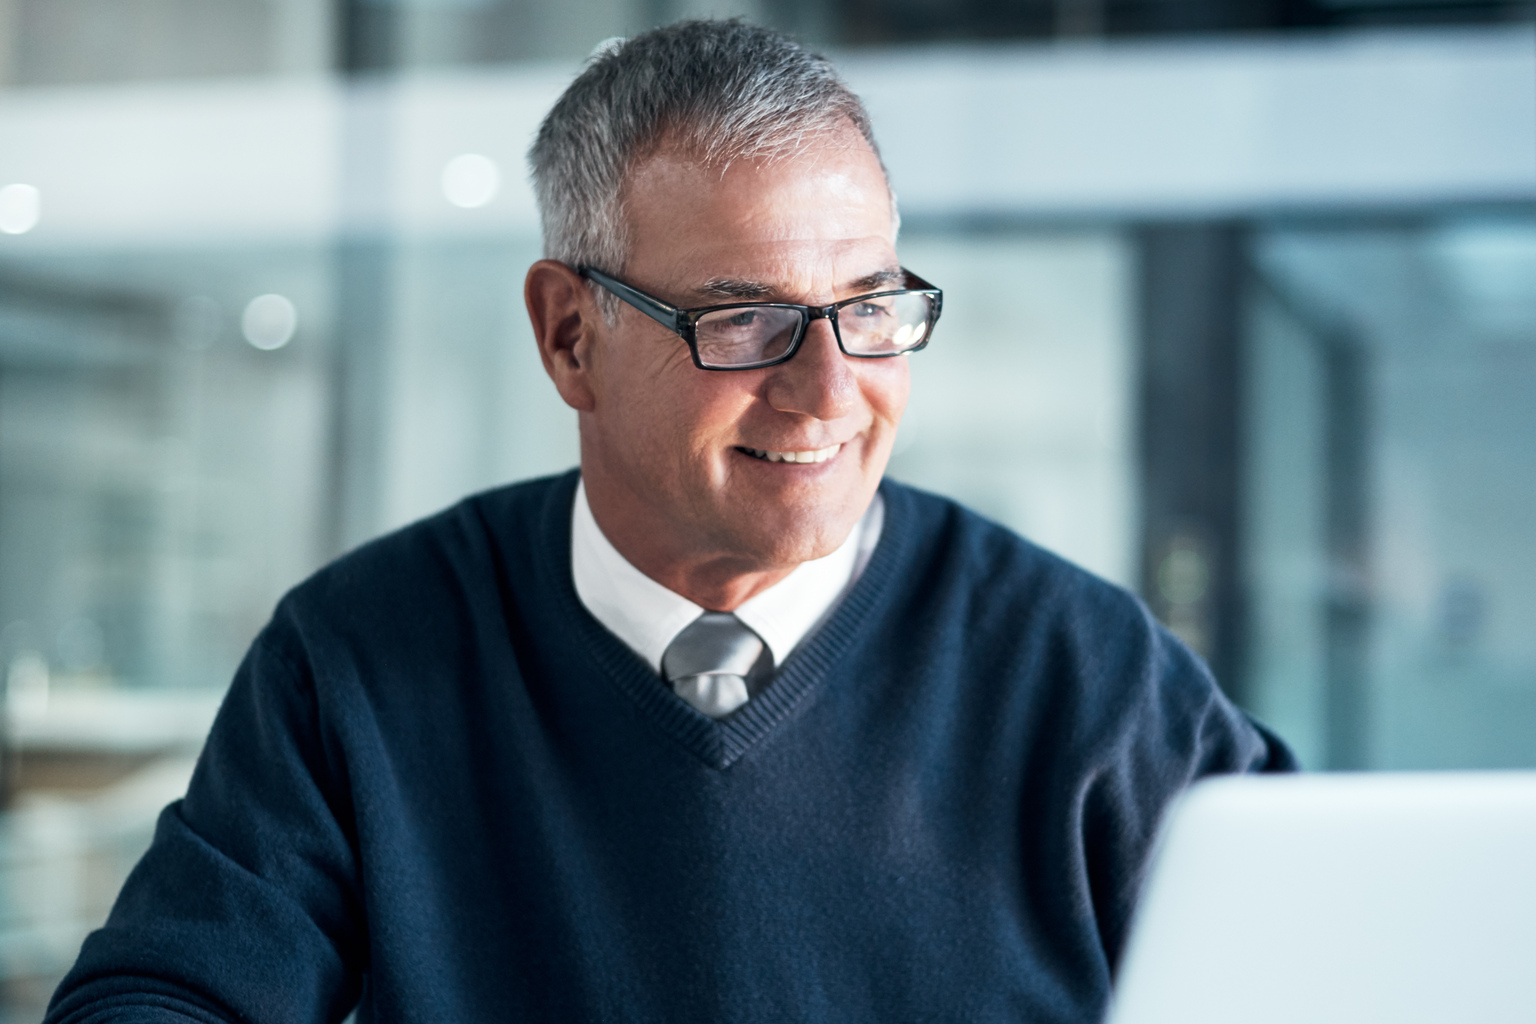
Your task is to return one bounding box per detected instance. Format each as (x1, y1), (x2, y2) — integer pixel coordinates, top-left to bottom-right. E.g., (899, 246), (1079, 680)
(579, 125), (908, 578)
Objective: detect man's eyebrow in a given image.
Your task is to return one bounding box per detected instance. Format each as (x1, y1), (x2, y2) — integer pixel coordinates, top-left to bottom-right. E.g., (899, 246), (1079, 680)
(848, 268), (906, 292)
(691, 268), (906, 304)
(696, 278), (774, 301)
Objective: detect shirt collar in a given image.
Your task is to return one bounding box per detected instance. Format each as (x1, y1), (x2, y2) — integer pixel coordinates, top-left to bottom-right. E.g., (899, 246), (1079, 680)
(570, 479), (883, 674)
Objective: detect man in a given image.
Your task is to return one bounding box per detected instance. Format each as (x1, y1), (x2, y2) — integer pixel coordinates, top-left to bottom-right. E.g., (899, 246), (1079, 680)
(48, 20), (1291, 1024)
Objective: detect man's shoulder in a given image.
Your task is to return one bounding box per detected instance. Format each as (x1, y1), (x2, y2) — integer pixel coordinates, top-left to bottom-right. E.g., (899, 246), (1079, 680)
(274, 470), (577, 642)
(879, 477), (1149, 634)
(878, 478), (1280, 773)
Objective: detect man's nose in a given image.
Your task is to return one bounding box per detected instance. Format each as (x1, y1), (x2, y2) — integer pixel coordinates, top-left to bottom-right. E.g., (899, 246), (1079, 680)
(763, 319), (857, 420)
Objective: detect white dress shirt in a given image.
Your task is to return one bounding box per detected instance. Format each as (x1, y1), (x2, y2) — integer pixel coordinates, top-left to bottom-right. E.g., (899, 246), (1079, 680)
(571, 479), (884, 674)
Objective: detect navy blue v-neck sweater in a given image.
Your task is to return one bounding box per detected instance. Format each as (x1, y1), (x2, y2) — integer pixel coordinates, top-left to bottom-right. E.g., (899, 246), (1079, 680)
(48, 472), (1292, 1024)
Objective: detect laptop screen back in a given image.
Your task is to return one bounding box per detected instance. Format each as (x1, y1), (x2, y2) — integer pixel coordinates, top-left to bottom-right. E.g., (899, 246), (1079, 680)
(1106, 772), (1536, 1024)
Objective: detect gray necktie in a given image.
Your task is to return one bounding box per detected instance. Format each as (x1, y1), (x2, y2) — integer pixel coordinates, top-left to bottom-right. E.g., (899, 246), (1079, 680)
(661, 612), (770, 719)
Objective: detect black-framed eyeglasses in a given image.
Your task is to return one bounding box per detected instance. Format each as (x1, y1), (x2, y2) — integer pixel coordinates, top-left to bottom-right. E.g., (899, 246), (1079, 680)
(577, 265), (943, 371)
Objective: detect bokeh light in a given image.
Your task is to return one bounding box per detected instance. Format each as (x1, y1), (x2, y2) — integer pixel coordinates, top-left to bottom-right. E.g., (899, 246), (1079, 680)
(0, 183), (41, 235)
(241, 293), (298, 350)
(441, 153), (500, 209)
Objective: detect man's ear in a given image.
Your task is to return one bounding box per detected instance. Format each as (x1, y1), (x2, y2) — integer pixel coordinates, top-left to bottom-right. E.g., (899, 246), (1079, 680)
(525, 259), (599, 413)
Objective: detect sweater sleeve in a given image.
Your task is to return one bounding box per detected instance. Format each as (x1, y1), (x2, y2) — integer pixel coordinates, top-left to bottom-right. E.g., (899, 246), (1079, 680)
(44, 617), (365, 1024)
(1075, 606), (1297, 972)
(1044, 583), (1296, 976)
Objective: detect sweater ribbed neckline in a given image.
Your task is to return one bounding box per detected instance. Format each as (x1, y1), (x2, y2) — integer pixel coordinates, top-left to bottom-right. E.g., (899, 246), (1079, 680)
(532, 471), (911, 770)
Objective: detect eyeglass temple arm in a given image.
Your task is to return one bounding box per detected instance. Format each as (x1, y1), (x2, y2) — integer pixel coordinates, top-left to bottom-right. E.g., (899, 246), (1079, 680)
(901, 268), (943, 319)
(902, 267), (942, 294)
(577, 266), (685, 333)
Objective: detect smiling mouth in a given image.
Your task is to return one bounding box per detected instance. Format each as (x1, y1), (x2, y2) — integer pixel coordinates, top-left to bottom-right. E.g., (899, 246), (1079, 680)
(736, 443), (843, 464)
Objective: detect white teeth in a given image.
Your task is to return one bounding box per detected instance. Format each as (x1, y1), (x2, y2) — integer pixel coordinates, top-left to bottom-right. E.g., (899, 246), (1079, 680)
(741, 443), (842, 464)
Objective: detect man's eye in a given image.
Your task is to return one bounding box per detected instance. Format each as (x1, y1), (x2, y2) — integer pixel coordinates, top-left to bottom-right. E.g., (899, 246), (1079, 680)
(850, 302), (888, 318)
(727, 310), (758, 327)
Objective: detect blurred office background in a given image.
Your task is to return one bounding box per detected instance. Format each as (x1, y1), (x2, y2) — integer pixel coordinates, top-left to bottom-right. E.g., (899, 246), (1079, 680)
(1, 0), (1534, 1015)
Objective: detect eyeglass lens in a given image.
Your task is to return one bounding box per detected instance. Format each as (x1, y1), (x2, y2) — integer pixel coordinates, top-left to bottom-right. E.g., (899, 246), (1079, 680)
(694, 306), (804, 367)
(837, 292), (933, 356)
(692, 292), (934, 368)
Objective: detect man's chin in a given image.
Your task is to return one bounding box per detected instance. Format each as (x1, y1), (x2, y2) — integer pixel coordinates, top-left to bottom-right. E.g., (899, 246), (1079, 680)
(698, 448), (886, 568)
(709, 499), (868, 571)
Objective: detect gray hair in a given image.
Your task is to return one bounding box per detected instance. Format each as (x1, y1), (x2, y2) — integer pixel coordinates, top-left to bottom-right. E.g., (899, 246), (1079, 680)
(529, 20), (894, 315)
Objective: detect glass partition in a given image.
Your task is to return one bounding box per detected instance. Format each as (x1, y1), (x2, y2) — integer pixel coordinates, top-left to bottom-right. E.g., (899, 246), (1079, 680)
(889, 228), (1137, 587)
(0, 246), (336, 1020)
(1244, 213), (1536, 769)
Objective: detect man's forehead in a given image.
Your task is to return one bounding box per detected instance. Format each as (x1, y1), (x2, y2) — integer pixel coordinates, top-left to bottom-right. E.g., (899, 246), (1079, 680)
(620, 125), (898, 303)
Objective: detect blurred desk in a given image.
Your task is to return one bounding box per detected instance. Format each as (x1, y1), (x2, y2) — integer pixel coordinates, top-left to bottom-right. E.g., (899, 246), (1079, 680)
(8, 688), (221, 754)
(0, 689), (213, 1022)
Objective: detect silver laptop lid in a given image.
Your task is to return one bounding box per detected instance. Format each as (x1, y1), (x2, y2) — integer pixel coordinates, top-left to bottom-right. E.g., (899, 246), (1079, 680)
(1106, 772), (1536, 1024)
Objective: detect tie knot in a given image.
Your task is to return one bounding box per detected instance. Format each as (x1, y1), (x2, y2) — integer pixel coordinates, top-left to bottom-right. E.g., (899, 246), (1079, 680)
(661, 613), (770, 719)
(662, 612), (764, 681)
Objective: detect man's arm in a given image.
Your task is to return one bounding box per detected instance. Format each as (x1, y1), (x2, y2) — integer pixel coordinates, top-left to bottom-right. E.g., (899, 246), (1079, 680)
(45, 617), (365, 1024)
(1078, 610), (1297, 969)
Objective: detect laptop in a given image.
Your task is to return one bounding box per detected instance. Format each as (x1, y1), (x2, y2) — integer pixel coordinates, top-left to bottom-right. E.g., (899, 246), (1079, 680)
(1105, 771), (1536, 1024)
